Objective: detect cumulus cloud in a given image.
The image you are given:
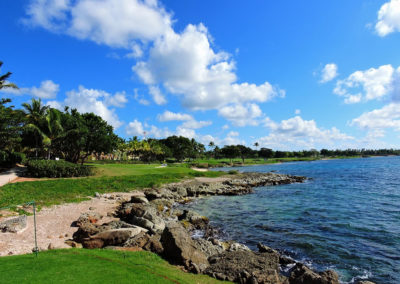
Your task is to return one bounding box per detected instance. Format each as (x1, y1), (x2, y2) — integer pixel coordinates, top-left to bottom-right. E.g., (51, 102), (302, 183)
(133, 24), (283, 110)
(157, 110), (192, 122)
(258, 116), (353, 150)
(48, 86), (126, 128)
(148, 86), (167, 105)
(375, 0), (400, 37)
(218, 103), (263, 126)
(334, 64), (400, 104)
(351, 103), (400, 131)
(24, 0), (283, 110)
(320, 63), (338, 83)
(181, 120), (212, 129)
(24, 0), (172, 47)
(1, 80), (59, 99)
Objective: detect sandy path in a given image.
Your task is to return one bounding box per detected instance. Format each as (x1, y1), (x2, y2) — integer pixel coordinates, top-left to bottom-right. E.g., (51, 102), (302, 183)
(0, 192), (137, 256)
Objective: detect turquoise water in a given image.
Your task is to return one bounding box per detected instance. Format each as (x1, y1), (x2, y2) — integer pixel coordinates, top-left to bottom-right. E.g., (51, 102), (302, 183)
(184, 157), (400, 283)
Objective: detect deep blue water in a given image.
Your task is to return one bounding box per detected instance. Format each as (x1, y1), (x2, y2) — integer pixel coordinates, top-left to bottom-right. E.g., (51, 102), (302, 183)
(184, 157), (400, 283)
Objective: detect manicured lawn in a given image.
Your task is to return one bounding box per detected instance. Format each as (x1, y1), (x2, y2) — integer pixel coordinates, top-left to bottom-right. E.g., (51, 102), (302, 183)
(191, 157), (320, 166)
(0, 249), (227, 284)
(0, 164), (224, 208)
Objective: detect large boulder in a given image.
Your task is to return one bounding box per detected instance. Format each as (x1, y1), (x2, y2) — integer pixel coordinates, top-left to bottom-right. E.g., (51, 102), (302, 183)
(0, 215), (27, 233)
(160, 222), (209, 272)
(124, 231), (164, 255)
(205, 250), (282, 283)
(118, 203), (165, 234)
(289, 263), (339, 284)
(82, 227), (146, 249)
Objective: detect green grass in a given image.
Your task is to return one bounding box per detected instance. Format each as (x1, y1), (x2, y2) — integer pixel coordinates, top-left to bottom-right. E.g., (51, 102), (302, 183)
(191, 157), (320, 167)
(0, 164), (224, 208)
(0, 249), (227, 284)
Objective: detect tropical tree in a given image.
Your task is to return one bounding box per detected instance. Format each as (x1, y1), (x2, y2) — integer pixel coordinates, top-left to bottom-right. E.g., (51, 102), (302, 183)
(0, 98), (24, 151)
(0, 61), (18, 90)
(22, 98), (49, 157)
(254, 142), (259, 151)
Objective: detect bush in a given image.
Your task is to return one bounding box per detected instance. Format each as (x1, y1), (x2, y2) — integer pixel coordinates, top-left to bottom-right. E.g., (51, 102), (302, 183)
(26, 160), (93, 178)
(228, 170), (239, 175)
(0, 151), (25, 167)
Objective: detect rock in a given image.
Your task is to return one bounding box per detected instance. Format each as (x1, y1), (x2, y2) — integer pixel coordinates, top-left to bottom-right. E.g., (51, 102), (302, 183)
(124, 231), (164, 254)
(194, 238), (223, 258)
(0, 215), (27, 233)
(65, 240), (83, 248)
(205, 250), (281, 283)
(76, 212), (102, 226)
(223, 241), (251, 252)
(258, 243), (279, 254)
(89, 207), (96, 210)
(130, 196), (149, 204)
(355, 281), (376, 284)
(82, 227), (146, 249)
(160, 222), (209, 271)
(289, 263), (339, 284)
(48, 243), (55, 250)
(179, 210), (209, 230)
(95, 192), (101, 198)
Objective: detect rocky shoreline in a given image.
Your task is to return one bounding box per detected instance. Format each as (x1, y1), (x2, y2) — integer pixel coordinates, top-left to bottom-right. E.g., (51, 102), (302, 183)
(68, 172), (373, 284)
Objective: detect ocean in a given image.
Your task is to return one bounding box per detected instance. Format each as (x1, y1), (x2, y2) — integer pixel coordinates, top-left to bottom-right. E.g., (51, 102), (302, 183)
(183, 156), (400, 283)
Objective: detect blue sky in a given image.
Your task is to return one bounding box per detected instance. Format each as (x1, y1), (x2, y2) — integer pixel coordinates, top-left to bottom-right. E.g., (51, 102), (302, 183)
(1, 0), (400, 150)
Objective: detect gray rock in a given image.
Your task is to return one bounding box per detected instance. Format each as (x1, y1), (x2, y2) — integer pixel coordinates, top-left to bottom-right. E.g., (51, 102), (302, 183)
(194, 238), (223, 258)
(289, 263), (339, 284)
(205, 250), (281, 283)
(0, 215), (27, 233)
(83, 227), (146, 249)
(160, 222), (209, 271)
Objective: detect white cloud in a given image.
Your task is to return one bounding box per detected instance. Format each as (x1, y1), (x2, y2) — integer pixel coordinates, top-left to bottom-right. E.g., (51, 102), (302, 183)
(258, 116), (353, 150)
(24, 0), (283, 111)
(105, 91), (128, 107)
(24, 0), (172, 48)
(295, 109), (301, 115)
(334, 64), (399, 103)
(375, 0), (400, 37)
(148, 86), (166, 105)
(320, 63), (338, 83)
(218, 103), (263, 126)
(351, 103), (400, 131)
(157, 110), (192, 122)
(181, 120), (212, 129)
(176, 127), (196, 139)
(1, 80), (59, 99)
(126, 119), (144, 136)
(49, 86), (124, 128)
(133, 24), (283, 110)
(222, 124), (229, 130)
(227, 131), (239, 137)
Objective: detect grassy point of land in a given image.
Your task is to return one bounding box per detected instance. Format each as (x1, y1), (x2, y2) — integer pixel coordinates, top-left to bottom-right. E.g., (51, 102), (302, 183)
(0, 249), (228, 284)
(0, 164), (224, 208)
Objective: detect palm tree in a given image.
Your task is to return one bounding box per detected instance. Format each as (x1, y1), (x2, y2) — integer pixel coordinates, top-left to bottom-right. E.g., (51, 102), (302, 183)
(22, 99), (49, 157)
(254, 142), (259, 151)
(0, 61), (18, 90)
(22, 101), (62, 159)
(208, 141), (216, 159)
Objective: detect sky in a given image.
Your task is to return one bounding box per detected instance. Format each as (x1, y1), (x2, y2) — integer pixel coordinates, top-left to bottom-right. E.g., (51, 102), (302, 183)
(1, 0), (400, 150)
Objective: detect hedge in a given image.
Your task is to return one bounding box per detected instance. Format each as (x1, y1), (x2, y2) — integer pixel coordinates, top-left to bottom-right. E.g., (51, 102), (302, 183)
(26, 160), (93, 178)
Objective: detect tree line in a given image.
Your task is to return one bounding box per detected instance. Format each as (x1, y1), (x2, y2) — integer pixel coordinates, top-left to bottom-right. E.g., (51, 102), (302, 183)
(1, 62), (399, 166)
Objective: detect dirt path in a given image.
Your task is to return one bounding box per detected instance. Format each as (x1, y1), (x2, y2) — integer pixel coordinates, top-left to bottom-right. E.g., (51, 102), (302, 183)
(0, 167), (25, 187)
(0, 192), (138, 256)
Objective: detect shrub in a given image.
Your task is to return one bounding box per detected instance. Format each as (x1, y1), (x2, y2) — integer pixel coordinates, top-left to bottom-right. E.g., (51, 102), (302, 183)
(228, 170), (239, 175)
(0, 151), (25, 167)
(26, 160), (93, 178)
